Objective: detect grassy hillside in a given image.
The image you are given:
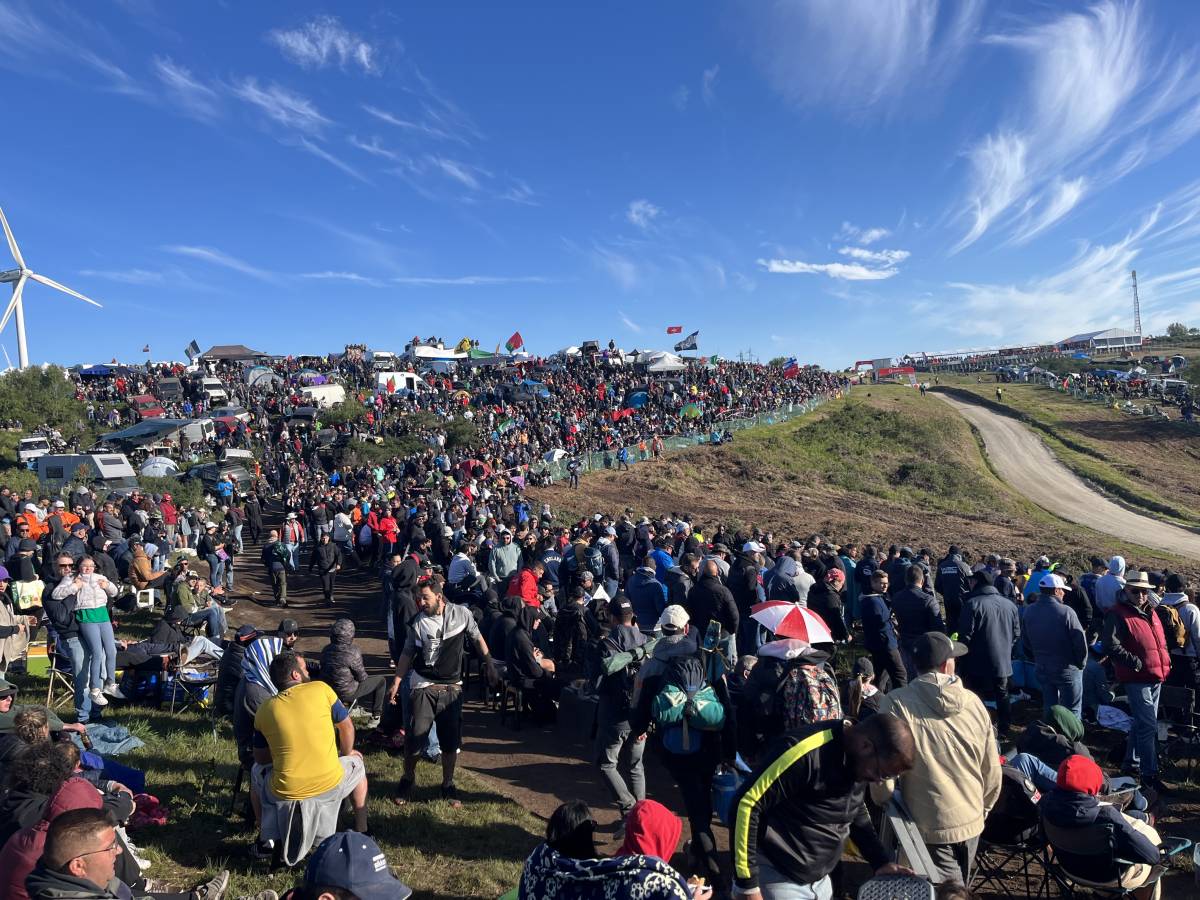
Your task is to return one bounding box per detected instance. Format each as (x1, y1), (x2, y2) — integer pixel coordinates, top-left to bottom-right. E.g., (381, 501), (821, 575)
(531, 384), (1188, 572)
(937, 379), (1200, 526)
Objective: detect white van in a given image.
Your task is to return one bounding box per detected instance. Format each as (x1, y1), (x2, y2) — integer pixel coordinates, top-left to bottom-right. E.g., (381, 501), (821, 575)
(37, 453), (139, 495)
(17, 436), (52, 465)
(302, 384), (347, 408)
(198, 377), (229, 404)
(375, 371), (425, 394)
(179, 418), (216, 445)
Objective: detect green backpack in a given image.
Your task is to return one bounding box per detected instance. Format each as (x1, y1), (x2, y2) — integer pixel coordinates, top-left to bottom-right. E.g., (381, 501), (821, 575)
(651, 654), (725, 754)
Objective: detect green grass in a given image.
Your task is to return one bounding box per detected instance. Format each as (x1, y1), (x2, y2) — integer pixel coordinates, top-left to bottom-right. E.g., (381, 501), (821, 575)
(10, 673), (541, 900)
(733, 386), (1006, 515)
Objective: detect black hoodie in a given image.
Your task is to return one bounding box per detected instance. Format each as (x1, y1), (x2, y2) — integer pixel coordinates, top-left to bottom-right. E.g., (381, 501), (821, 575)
(507, 606), (546, 680)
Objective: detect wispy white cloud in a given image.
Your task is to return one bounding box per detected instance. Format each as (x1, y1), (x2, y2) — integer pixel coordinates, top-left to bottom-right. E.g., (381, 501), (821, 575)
(232, 78), (329, 134)
(0, 1), (143, 96)
(838, 222), (891, 245)
(347, 134), (399, 161)
(152, 55), (219, 120)
(298, 138), (369, 182)
(269, 15), (377, 73)
(80, 268), (164, 285)
(163, 245), (278, 282)
(619, 311), (643, 333)
(592, 246), (641, 291)
(702, 65), (720, 106)
(671, 84), (690, 111)
(838, 246), (911, 264)
(361, 104), (459, 142)
(430, 157), (484, 190)
(758, 257), (900, 281)
(498, 178), (537, 206)
(955, 1), (1200, 250)
(742, 0), (984, 115)
(391, 275), (550, 286)
(301, 271), (385, 287)
(627, 199), (663, 230)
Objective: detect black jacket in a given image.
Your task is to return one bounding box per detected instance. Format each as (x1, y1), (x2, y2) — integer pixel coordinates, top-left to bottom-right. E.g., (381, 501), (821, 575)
(507, 607), (547, 680)
(43, 579), (79, 640)
(728, 553), (761, 614)
(664, 566), (694, 609)
(730, 721), (890, 892)
(215, 640), (247, 717)
(552, 601), (589, 675)
(934, 554), (971, 607)
(891, 585), (944, 646)
(313, 541), (339, 575)
(958, 586), (1020, 678)
(320, 619), (368, 702)
(1039, 787), (1159, 878)
(686, 573), (740, 636)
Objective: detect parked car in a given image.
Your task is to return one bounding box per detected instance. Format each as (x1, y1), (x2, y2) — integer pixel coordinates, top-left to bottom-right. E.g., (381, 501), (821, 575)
(17, 435), (52, 466)
(180, 461), (254, 494)
(131, 394), (166, 419)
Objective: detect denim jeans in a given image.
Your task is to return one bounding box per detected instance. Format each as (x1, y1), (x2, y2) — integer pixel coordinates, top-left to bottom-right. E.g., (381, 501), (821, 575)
(759, 862), (831, 900)
(79, 619), (117, 690)
(1123, 682), (1161, 777)
(231, 524), (244, 553)
(1037, 665), (1083, 720)
(63, 635), (93, 722)
(1006, 752), (1058, 793)
(204, 554), (223, 588)
(285, 542), (300, 571)
(593, 722), (645, 814)
(187, 605), (227, 639)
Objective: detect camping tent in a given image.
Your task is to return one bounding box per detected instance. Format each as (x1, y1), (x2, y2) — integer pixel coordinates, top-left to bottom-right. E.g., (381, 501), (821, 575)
(640, 351), (687, 373)
(139, 456), (179, 478)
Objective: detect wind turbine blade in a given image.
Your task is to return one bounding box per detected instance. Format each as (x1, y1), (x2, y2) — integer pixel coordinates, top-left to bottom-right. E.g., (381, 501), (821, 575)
(0, 206), (25, 269)
(28, 271), (102, 308)
(0, 275), (26, 334)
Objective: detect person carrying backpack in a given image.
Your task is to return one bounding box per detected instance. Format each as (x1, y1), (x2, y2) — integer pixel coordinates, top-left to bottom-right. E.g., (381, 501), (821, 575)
(630, 605), (731, 882)
(590, 596), (650, 839)
(1159, 572), (1199, 690)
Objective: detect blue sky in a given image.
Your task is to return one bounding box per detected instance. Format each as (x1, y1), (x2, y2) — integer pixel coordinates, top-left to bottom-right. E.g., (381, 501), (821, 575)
(3, 0), (1200, 369)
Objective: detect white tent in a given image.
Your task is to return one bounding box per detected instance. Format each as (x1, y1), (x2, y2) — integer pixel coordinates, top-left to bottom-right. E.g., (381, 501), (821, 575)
(640, 351), (687, 372)
(556, 346), (581, 357)
(139, 456), (179, 478)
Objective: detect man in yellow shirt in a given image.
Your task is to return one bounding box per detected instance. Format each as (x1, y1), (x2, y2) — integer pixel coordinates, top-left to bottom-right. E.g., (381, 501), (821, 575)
(252, 651), (369, 866)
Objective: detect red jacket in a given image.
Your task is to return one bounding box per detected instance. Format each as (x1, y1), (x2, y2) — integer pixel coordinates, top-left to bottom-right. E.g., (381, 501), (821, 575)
(506, 568), (542, 607)
(0, 777), (101, 900)
(1108, 600), (1171, 684)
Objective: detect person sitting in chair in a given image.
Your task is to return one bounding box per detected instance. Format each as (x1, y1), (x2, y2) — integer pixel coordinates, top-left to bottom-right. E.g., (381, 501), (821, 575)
(1040, 755), (1171, 900)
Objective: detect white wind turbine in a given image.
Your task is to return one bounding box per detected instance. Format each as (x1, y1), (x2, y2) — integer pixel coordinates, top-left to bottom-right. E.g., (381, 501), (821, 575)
(0, 205), (102, 368)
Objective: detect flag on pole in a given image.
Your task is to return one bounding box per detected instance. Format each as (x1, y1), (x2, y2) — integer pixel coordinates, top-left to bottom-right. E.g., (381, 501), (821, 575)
(666, 325), (683, 334)
(674, 330), (699, 352)
(184, 339), (201, 361)
(505, 331), (524, 353)
(783, 357), (800, 378)
(386, 376), (396, 393)
(142, 345), (150, 354)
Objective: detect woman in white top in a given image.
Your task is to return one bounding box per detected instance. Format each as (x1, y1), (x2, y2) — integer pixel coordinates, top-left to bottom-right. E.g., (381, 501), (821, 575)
(51, 555), (122, 706)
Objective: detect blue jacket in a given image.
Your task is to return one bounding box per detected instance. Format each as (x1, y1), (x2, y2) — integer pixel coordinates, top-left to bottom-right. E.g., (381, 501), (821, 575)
(649, 548), (675, 584)
(958, 586), (1020, 678)
(860, 593), (898, 652)
(625, 566), (668, 630)
(1039, 787), (1159, 875)
(891, 586), (944, 646)
(1022, 594), (1087, 671)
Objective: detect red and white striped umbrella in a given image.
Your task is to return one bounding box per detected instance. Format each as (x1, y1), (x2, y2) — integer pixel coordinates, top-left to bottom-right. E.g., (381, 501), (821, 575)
(750, 601), (834, 643)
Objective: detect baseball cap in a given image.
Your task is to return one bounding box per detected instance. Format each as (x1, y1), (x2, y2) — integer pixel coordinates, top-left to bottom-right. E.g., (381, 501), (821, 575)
(71, 521), (88, 532)
(1036, 555), (1051, 568)
(0, 676), (16, 698)
(913, 631), (967, 672)
(1056, 754), (1103, 796)
(608, 596), (633, 619)
(0, 566), (8, 581)
(1038, 573), (1072, 592)
(305, 832), (412, 900)
(742, 541), (766, 554)
(53, 500), (65, 508)
(605, 526), (617, 536)
(656, 605), (690, 634)
(234, 624), (259, 643)
(279, 618), (300, 635)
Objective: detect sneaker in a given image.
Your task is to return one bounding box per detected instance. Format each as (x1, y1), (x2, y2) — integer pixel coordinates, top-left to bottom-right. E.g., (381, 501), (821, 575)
(440, 783), (463, 808)
(190, 869), (229, 900)
(364, 716), (381, 730)
(249, 837), (275, 861)
(89, 689), (109, 707)
(103, 683), (126, 700)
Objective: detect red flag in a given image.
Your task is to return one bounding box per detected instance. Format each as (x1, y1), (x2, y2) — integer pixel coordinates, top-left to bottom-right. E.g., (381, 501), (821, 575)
(386, 376), (396, 393)
(666, 325), (683, 334)
(505, 331), (524, 352)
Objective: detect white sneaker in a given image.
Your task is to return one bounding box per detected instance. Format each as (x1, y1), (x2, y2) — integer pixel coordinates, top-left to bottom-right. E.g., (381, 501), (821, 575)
(103, 683), (126, 700)
(89, 689), (109, 706)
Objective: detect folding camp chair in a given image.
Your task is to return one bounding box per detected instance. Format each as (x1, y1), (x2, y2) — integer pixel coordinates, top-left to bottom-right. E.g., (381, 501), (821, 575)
(1040, 816), (1189, 898)
(971, 766), (1052, 899)
(167, 662), (219, 714)
(46, 641), (77, 710)
(1159, 685), (1200, 783)
(878, 791), (939, 882)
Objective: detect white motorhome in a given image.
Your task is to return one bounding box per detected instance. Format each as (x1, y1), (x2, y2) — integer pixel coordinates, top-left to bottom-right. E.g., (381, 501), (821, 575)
(301, 384), (348, 408)
(366, 350), (399, 371)
(375, 371), (426, 394)
(17, 436), (52, 465)
(198, 377), (229, 404)
(37, 453), (139, 495)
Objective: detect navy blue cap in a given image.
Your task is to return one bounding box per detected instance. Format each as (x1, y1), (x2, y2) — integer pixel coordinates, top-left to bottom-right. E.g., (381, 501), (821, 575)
(305, 832), (412, 900)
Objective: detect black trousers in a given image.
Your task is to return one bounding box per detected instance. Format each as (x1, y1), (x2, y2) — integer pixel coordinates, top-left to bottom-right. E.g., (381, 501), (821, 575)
(659, 747), (719, 876)
(963, 673), (1011, 731)
(872, 647), (908, 693)
(346, 674), (389, 717)
(319, 571), (336, 603)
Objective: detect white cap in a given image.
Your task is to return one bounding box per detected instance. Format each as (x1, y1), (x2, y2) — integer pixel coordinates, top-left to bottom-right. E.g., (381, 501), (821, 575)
(656, 604), (690, 633)
(1039, 573), (1072, 591)
(743, 541), (766, 554)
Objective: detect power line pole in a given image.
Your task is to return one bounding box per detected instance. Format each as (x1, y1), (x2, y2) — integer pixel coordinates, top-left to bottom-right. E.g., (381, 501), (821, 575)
(1131, 269), (1142, 336)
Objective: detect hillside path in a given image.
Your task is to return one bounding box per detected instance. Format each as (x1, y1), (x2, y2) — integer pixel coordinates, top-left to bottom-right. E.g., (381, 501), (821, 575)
(937, 392), (1200, 558)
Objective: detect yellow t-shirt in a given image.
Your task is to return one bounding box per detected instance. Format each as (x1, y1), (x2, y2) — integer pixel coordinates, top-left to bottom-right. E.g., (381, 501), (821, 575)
(253, 680), (344, 800)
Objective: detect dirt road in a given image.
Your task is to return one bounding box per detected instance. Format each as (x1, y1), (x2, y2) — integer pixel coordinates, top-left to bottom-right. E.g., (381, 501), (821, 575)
(938, 393), (1200, 558)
